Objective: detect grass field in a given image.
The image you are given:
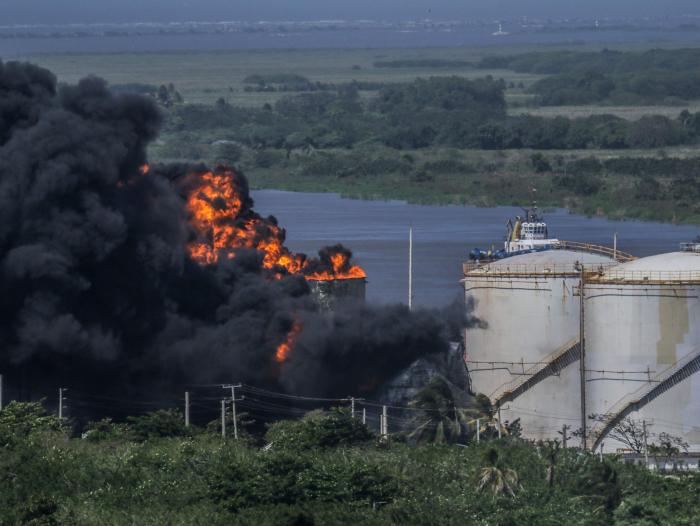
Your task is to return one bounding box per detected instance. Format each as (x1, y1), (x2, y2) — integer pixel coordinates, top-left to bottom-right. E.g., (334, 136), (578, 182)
(20, 41), (700, 107)
(20, 47), (542, 106)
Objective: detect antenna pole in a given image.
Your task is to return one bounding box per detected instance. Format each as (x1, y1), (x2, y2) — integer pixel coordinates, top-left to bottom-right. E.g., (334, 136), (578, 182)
(408, 226), (413, 310)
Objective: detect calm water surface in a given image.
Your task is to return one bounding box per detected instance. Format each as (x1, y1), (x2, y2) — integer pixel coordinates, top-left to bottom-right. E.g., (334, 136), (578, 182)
(2, 28), (699, 55)
(252, 190), (699, 308)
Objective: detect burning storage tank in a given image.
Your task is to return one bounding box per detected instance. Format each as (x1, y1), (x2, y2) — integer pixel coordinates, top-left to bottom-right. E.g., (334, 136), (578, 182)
(463, 248), (618, 441)
(584, 243), (700, 452)
(307, 277), (366, 311)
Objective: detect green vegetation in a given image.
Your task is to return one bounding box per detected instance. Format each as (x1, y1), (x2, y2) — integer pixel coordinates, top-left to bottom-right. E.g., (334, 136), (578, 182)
(23, 43), (700, 224)
(481, 48), (700, 105)
(2, 400), (699, 525)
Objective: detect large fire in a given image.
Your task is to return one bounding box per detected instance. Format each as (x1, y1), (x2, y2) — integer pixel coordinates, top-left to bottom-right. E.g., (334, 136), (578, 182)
(275, 322), (302, 363)
(183, 167), (366, 281)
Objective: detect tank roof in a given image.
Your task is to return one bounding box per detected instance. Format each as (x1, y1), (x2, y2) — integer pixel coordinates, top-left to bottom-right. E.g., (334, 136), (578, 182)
(465, 249), (615, 277)
(608, 251), (700, 273)
(483, 249), (613, 269)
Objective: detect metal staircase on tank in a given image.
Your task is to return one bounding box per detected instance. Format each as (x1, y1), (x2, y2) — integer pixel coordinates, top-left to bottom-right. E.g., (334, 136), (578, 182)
(590, 348), (700, 451)
(490, 338), (581, 408)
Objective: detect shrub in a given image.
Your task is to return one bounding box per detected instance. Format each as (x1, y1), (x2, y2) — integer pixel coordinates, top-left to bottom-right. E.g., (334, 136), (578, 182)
(265, 409), (373, 450)
(126, 409), (189, 441)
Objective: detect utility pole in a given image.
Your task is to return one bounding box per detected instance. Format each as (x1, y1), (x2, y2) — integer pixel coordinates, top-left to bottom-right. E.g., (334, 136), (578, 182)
(613, 232), (618, 261)
(408, 226), (413, 311)
(579, 264), (587, 450)
(184, 391), (190, 428)
(351, 397), (355, 419)
(58, 388), (66, 419)
(642, 420), (649, 468)
(561, 424), (569, 449)
(221, 399), (226, 439)
(381, 405), (388, 439)
(223, 384), (242, 440)
(599, 442), (604, 461)
(476, 418), (480, 443)
(362, 408), (366, 425)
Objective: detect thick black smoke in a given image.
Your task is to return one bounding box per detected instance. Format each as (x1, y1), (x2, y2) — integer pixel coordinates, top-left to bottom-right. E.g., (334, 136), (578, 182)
(0, 61), (474, 408)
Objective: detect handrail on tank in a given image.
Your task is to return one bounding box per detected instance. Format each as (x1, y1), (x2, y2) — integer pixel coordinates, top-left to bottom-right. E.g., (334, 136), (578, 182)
(463, 261), (617, 277)
(589, 347), (700, 451)
(556, 240), (637, 263)
(586, 269), (700, 284)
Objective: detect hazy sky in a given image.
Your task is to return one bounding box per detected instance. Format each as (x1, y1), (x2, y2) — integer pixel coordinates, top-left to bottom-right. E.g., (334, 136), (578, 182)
(2, 0), (700, 25)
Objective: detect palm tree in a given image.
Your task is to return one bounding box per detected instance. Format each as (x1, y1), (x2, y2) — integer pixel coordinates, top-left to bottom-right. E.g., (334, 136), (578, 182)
(408, 378), (472, 444)
(476, 448), (521, 498)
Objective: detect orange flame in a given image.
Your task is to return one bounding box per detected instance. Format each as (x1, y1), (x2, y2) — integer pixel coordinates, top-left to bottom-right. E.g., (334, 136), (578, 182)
(305, 251), (366, 280)
(276, 322), (302, 362)
(184, 167), (365, 280)
(139, 163), (150, 175)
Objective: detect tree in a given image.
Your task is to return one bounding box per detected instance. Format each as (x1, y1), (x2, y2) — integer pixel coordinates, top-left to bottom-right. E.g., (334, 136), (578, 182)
(476, 448), (521, 498)
(408, 378), (472, 445)
(530, 153), (552, 173)
(264, 409), (373, 451)
(649, 432), (689, 472)
(126, 409), (190, 441)
(588, 415), (646, 453)
(539, 439), (561, 488)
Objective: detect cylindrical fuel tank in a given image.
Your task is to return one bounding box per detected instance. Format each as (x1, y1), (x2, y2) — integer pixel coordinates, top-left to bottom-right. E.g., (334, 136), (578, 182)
(464, 250), (615, 441)
(584, 250), (700, 452)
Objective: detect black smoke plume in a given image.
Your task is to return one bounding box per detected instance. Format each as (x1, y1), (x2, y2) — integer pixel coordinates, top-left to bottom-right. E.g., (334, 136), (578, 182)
(0, 61), (476, 411)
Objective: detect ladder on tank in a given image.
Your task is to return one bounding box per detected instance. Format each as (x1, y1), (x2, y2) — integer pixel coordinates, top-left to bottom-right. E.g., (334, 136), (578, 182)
(490, 338), (581, 408)
(589, 347), (700, 451)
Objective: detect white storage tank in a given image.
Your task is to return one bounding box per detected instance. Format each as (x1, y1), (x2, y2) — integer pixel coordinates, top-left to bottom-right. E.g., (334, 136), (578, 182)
(464, 249), (616, 440)
(584, 246), (700, 452)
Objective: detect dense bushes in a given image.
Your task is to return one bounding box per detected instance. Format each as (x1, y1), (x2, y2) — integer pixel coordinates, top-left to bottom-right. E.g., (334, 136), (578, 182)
(529, 70), (700, 106)
(0, 403), (699, 524)
(479, 47), (700, 76)
(164, 75), (700, 153)
(480, 48), (700, 105)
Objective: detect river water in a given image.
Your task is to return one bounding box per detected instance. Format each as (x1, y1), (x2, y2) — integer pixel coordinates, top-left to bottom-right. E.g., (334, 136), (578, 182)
(252, 190), (699, 308)
(2, 27), (700, 56)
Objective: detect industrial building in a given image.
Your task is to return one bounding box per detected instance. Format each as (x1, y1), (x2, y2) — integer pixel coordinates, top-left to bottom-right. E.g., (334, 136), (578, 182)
(464, 241), (700, 452)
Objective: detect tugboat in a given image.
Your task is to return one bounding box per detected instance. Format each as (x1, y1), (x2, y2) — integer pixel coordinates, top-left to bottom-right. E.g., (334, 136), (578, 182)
(469, 203), (560, 261)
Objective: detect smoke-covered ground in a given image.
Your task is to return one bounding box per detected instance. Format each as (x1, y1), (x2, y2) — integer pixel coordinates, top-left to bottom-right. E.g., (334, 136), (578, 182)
(0, 61), (477, 410)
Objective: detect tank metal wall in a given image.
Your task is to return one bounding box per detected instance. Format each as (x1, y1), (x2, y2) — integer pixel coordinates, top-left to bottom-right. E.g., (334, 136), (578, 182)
(464, 274), (582, 440)
(584, 283), (700, 451)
